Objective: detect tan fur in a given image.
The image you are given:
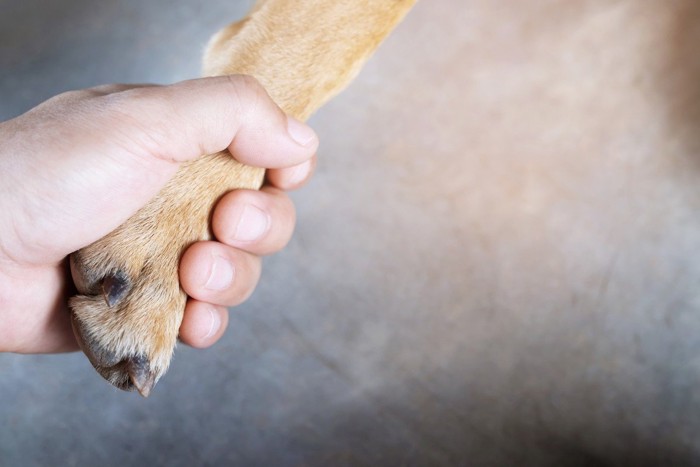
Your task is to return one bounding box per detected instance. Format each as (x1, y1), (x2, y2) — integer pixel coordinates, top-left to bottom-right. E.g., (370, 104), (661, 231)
(69, 0), (416, 394)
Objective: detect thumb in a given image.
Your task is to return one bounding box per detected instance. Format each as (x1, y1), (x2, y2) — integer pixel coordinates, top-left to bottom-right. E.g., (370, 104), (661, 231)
(105, 75), (319, 167)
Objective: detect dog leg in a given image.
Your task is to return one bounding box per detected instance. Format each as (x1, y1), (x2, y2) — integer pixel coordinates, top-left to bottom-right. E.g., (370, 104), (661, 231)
(69, 0), (416, 396)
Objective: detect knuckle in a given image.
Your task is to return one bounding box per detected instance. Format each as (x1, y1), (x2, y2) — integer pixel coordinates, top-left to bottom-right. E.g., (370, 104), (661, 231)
(223, 74), (270, 116)
(85, 84), (125, 96)
(231, 74), (264, 93)
(42, 89), (92, 106)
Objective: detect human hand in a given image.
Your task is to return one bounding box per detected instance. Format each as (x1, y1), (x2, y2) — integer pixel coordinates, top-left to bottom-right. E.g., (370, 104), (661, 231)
(0, 76), (318, 354)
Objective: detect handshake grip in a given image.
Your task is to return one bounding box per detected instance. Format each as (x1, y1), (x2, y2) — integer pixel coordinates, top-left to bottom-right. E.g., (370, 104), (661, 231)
(69, 0), (416, 396)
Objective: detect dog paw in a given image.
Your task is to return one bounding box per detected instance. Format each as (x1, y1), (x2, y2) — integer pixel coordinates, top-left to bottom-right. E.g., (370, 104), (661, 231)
(69, 203), (189, 397)
(69, 155), (263, 396)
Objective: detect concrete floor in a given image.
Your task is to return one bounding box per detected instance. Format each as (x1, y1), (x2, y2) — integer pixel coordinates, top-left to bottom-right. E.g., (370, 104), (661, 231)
(2, 0), (700, 465)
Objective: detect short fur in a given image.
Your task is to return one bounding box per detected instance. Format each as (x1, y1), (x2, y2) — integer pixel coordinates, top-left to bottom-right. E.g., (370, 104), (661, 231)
(69, 0), (417, 395)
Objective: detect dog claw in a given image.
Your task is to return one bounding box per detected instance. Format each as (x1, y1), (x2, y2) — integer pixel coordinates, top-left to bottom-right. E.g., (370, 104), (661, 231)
(127, 355), (157, 398)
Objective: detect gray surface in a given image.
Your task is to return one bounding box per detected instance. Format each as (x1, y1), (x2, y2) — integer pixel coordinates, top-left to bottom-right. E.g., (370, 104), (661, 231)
(2, 0), (700, 466)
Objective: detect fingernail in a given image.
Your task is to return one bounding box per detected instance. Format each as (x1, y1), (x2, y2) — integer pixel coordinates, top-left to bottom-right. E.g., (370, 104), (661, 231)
(203, 305), (221, 340)
(235, 205), (270, 242)
(205, 255), (235, 291)
(287, 116), (317, 147)
(288, 159), (312, 186)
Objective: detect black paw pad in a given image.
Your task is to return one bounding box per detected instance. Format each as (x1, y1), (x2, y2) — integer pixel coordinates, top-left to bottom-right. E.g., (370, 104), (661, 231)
(101, 270), (131, 308)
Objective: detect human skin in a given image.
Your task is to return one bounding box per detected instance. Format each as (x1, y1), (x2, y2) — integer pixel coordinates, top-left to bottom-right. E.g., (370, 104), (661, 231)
(0, 75), (318, 354)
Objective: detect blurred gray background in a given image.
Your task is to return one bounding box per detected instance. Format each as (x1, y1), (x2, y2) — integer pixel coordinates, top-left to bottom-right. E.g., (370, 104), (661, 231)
(2, 0), (700, 465)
